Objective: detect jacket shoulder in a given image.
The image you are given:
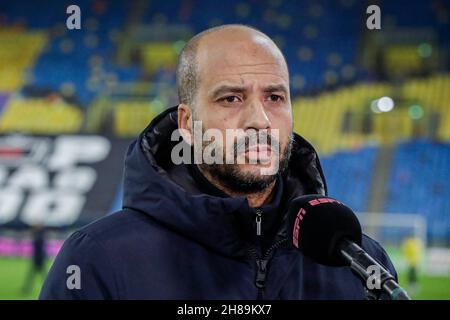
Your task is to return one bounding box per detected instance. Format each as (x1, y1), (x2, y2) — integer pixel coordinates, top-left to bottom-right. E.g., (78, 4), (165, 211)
(78, 209), (151, 242)
(39, 229), (119, 299)
(39, 209), (158, 299)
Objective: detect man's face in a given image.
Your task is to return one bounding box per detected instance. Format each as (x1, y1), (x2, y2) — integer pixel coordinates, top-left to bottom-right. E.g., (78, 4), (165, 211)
(191, 30), (293, 193)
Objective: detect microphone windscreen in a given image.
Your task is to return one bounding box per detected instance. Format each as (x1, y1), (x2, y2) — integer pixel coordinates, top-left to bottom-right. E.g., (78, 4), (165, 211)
(287, 195), (362, 266)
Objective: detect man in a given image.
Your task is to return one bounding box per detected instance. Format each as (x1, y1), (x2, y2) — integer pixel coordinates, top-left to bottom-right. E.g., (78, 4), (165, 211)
(402, 237), (422, 294)
(22, 225), (47, 295)
(40, 25), (397, 299)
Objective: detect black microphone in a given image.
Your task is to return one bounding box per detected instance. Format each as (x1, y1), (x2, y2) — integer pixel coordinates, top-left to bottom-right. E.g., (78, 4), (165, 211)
(287, 194), (410, 300)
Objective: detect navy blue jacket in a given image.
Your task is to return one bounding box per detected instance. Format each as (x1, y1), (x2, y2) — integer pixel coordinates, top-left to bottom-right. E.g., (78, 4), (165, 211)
(40, 107), (397, 300)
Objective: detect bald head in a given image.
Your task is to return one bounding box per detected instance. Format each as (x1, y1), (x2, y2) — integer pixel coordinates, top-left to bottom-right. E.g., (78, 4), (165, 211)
(176, 24), (288, 106)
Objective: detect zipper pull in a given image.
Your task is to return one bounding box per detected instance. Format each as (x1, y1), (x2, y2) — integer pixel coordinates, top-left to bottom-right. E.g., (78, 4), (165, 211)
(255, 209), (262, 236)
(255, 259), (268, 289)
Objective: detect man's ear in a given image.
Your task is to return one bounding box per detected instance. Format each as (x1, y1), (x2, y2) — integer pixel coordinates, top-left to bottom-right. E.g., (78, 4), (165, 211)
(177, 103), (193, 145)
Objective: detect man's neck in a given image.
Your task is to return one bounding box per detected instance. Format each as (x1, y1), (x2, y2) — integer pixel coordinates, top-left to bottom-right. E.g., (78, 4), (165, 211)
(197, 166), (277, 208)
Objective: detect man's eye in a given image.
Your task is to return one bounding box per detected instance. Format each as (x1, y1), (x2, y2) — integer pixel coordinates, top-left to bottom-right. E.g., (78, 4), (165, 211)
(268, 94), (284, 102)
(221, 96), (240, 103)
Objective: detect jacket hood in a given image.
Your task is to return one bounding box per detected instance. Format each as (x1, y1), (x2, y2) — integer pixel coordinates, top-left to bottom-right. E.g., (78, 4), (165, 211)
(122, 106), (327, 258)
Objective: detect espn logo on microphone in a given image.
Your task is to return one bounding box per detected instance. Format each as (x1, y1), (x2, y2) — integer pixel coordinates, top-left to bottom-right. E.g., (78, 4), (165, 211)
(292, 207), (306, 248)
(308, 197), (343, 207)
(292, 197), (343, 248)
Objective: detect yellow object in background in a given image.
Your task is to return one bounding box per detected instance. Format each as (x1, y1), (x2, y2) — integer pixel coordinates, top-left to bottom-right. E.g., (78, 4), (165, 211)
(0, 97), (83, 134)
(0, 29), (47, 92)
(384, 45), (423, 75)
(141, 42), (177, 73)
(402, 237), (423, 266)
(114, 100), (162, 137)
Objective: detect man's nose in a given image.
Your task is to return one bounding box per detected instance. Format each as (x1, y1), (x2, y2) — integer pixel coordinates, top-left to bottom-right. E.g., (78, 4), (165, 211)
(244, 99), (271, 130)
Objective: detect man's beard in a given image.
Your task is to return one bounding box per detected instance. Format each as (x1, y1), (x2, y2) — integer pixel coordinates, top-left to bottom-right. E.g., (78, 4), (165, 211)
(198, 133), (293, 194)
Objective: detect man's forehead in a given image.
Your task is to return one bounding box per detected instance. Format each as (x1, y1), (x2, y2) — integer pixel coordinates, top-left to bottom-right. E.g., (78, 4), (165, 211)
(208, 63), (288, 79)
(196, 31), (288, 76)
(209, 71), (288, 88)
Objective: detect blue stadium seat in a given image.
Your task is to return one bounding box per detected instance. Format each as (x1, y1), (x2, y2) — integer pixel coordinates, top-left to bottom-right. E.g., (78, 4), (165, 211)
(320, 146), (378, 213)
(385, 140), (450, 244)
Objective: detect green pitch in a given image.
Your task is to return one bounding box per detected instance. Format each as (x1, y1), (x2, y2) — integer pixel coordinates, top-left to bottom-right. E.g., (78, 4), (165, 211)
(0, 257), (53, 300)
(0, 257), (449, 300)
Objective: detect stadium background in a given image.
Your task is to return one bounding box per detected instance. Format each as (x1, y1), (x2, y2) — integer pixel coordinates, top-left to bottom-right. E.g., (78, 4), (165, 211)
(0, 0), (449, 299)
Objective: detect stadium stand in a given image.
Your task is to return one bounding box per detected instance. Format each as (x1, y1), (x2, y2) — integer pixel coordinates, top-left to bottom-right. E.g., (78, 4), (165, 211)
(114, 99), (163, 137)
(385, 140), (450, 244)
(0, 97), (83, 134)
(321, 146), (378, 213)
(0, 28), (47, 92)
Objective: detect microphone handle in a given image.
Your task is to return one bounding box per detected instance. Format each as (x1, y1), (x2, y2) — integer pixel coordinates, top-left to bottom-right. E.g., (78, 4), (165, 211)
(339, 239), (411, 300)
